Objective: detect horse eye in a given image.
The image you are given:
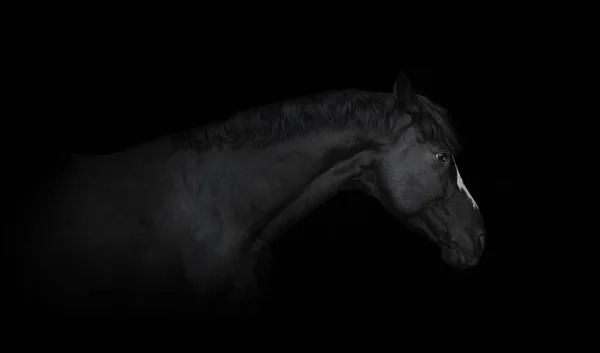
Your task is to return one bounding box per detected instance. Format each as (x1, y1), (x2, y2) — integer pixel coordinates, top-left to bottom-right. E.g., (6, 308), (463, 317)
(435, 153), (450, 162)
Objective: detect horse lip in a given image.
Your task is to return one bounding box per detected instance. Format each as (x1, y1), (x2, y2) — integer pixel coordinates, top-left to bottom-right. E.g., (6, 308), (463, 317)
(442, 246), (475, 269)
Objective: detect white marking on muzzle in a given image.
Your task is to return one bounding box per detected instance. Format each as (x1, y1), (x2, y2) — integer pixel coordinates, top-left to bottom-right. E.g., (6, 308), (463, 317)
(452, 157), (479, 210)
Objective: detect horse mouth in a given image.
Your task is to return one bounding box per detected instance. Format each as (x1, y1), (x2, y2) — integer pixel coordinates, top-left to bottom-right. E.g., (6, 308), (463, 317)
(441, 246), (478, 270)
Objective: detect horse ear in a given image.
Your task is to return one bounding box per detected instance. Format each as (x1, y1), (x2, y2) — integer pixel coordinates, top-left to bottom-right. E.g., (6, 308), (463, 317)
(393, 71), (412, 107)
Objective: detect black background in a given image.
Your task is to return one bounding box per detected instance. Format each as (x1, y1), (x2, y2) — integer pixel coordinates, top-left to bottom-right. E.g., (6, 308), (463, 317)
(11, 18), (533, 324)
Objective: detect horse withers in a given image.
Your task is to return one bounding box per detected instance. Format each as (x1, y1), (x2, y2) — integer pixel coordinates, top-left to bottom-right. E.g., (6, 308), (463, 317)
(28, 72), (485, 317)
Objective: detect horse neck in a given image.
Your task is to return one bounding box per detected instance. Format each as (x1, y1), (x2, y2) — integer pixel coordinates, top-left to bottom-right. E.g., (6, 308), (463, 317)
(198, 128), (375, 243)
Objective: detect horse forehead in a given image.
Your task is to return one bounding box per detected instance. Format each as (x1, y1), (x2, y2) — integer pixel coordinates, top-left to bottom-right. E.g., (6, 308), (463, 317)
(386, 124), (418, 152)
(452, 157), (479, 210)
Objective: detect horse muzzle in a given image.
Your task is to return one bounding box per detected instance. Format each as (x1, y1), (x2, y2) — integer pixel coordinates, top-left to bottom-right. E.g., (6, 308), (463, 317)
(441, 232), (485, 270)
(442, 247), (479, 270)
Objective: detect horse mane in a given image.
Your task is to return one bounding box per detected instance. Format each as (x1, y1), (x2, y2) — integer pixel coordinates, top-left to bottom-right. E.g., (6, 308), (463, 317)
(182, 89), (460, 153)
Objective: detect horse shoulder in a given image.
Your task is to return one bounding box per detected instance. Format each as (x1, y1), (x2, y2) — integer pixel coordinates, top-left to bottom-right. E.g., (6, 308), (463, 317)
(165, 148), (251, 291)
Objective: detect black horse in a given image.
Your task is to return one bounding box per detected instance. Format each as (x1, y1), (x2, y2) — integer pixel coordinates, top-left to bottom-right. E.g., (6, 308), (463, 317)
(27, 72), (485, 318)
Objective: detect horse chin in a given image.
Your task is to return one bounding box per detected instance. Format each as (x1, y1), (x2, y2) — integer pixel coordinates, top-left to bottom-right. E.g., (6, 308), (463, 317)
(441, 247), (478, 271)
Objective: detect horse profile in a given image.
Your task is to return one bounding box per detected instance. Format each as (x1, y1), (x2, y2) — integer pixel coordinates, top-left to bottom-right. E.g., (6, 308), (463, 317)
(28, 73), (486, 318)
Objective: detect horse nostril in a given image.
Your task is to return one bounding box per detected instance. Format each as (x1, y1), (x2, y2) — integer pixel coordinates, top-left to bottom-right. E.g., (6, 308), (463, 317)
(477, 233), (486, 253)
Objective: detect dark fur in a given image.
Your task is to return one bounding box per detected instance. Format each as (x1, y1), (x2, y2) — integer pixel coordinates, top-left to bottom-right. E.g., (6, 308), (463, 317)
(27, 77), (481, 320)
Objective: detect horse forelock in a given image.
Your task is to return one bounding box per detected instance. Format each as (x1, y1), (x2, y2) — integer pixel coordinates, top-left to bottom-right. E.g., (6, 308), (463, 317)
(408, 94), (462, 154)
